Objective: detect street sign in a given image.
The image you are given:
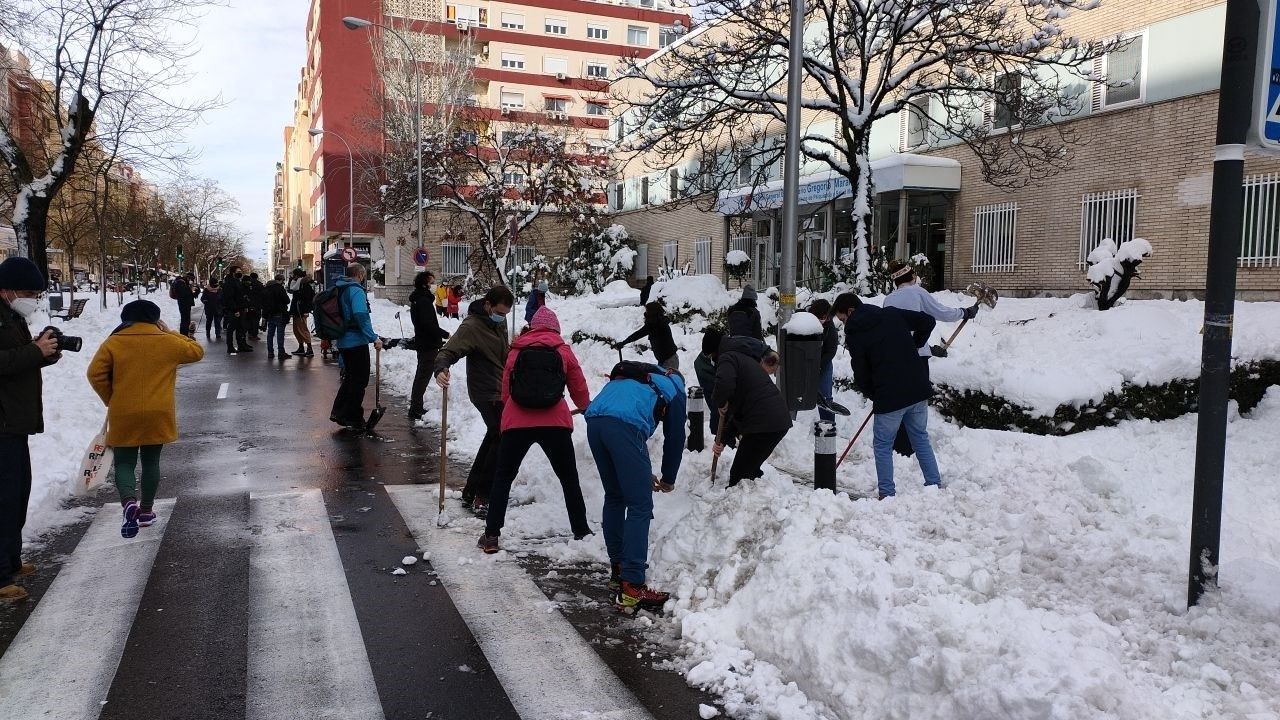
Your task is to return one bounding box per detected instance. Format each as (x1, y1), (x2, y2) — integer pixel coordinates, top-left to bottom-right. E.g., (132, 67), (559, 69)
(413, 247), (429, 266)
(1253, 0), (1280, 151)
(341, 246), (357, 262)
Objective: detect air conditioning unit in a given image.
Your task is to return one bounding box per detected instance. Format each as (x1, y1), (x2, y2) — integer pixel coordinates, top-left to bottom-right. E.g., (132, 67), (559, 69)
(555, 72), (567, 81)
(545, 110), (567, 121)
(500, 106), (512, 115)
(457, 19), (470, 31)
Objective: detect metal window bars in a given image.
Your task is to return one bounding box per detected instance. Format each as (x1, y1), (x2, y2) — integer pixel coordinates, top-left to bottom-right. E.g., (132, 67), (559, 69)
(1242, 173), (1280, 267)
(1078, 188), (1138, 267)
(441, 242), (470, 276)
(972, 202), (1018, 273)
(694, 237), (712, 275)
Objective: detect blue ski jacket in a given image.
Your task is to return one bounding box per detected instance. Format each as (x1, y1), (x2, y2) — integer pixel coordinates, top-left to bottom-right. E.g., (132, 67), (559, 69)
(335, 277), (378, 349)
(586, 366), (687, 483)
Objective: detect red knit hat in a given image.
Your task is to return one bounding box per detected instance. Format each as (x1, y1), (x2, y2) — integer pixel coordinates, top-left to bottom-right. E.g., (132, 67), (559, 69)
(530, 305), (560, 333)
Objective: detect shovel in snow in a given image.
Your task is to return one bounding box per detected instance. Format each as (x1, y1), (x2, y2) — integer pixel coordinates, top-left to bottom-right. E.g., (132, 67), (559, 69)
(437, 383), (451, 527)
(940, 282), (1000, 352)
(365, 345), (387, 432)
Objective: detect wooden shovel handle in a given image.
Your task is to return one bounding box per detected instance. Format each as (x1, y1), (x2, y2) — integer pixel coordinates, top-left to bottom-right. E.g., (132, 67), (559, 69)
(941, 318), (969, 351)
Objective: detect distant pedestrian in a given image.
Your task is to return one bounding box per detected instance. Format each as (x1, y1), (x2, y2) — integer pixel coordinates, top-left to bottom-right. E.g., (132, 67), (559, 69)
(329, 263), (382, 430)
(87, 299), (204, 538)
(693, 328), (723, 435)
(434, 286), (514, 516)
(220, 267), (251, 354)
(478, 306), (591, 554)
(726, 285), (764, 339)
(639, 276), (655, 306)
(524, 279), (548, 324)
(170, 272), (196, 336)
(262, 273), (291, 359)
(434, 281), (449, 317)
(584, 362), (686, 612)
(408, 272), (449, 420)
(200, 279), (223, 341)
(287, 268), (315, 356)
(710, 335), (792, 487)
(0, 257), (63, 602)
(244, 272), (265, 341)
(616, 301), (679, 370)
(832, 293), (940, 499)
(446, 284), (463, 319)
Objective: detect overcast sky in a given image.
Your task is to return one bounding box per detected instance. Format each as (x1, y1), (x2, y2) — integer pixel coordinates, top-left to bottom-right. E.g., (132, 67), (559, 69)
(181, 0), (311, 263)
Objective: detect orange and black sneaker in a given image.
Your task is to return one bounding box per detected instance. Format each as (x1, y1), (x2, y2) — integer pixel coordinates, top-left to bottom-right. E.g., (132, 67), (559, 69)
(615, 581), (669, 614)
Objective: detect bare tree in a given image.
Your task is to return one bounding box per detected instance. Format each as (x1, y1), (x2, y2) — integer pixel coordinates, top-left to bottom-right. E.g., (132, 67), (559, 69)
(0, 0), (220, 281)
(619, 0), (1120, 289)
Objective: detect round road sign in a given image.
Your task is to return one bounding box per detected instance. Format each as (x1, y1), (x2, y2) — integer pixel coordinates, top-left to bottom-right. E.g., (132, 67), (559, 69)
(341, 246), (357, 262)
(413, 247), (429, 266)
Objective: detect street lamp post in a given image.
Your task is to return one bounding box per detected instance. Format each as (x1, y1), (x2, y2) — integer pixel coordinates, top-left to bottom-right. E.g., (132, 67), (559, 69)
(308, 128), (356, 253)
(344, 15), (423, 283)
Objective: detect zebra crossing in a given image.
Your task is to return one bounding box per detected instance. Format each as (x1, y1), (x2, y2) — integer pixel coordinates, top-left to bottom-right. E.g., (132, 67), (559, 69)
(0, 487), (656, 720)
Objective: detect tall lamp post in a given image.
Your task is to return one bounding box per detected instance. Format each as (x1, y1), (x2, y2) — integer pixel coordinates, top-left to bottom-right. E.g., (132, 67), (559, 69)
(307, 128), (356, 252)
(343, 15), (423, 283)
(293, 165), (330, 260)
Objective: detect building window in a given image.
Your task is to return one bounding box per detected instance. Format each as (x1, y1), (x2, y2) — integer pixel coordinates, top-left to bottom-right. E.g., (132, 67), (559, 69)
(500, 53), (525, 70)
(456, 130), (479, 145)
(659, 26), (680, 48)
(586, 101), (608, 116)
(694, 236), (712, 275)
(544, 97), (567, 112)
(1103, 32), (1146, 107)
(543, 57), (568, 75)
(545, 17), (567, 35)
(635, 243), (648, 276)
(587, 24), (608, 40)
(445, 4), (487, 26)
(1242, 173), (1280, 267)
(972, 202), (1018, 273)
(500, 12), (524, 29)
(503, 171), (526, 187)
(442, 242), (470, 276)
(613, 181), (625, 210)
(992, 72), (1020, 130)
(905, 103), (928, 149)
(500, 91), (525, 109)
(585, 62), (609, 79)
(627, 26), (649, 46)
(662, 240), (678, 266)
(641, 176), (651, 205)
(512, 245), (537, 270)
(1079, 188), (1139, 266)
(500, 130), (520, 146)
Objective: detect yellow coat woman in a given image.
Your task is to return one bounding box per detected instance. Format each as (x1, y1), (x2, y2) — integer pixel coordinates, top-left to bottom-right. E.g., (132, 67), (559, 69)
(87, 300), (203, 538)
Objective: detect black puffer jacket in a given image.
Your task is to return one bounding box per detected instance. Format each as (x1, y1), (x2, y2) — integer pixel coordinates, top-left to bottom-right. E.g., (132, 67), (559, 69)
(726, 299), (764, 339)
(821, 319), (839, 364)
(712, 335), (791, 439)
(620, 309), (677, 365)
(261, 281), (291, 317)
(408, 288), (449, 353)
(845, 304), (935, 414)
(0, 299), (57, 435)
(220, 273), (247, 313)
(289, 278), (315, 316)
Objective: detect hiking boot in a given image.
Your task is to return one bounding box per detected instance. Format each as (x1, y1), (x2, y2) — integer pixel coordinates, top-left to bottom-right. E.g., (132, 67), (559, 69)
(121, 500), (140, 539)
(138, 509), (158, 527)
(16, 562), (35, 577)
(304, 348), (315, 357)
(471, 498), (488, 519)
(409, 409), (426, 421)
(477, 533), (500, 554)
(292, 347), (306, 356)
(0, 584), (28, 602)
(607, 562), (622, 591)
(616, 581), (669, 613)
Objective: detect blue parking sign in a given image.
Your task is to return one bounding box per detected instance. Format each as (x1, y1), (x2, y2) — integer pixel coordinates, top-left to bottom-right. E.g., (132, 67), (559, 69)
(1257, 0), (1280, 150)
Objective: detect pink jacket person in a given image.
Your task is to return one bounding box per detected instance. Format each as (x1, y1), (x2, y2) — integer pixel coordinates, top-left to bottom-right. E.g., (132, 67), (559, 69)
(500, 306), (589, 432)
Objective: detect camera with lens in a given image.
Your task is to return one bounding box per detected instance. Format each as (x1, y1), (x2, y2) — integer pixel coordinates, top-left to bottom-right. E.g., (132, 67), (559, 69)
(41, 326), (83, 353)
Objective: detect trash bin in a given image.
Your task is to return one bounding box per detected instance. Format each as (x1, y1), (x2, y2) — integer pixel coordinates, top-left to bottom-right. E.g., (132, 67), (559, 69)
(779, 321), (823, 412)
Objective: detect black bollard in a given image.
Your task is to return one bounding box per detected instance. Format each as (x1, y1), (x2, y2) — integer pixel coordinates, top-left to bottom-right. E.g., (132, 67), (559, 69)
(687, 386), (705, 452)
(814, 420), (837, 492)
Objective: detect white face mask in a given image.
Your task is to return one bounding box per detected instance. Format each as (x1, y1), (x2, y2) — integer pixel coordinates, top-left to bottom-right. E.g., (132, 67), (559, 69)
(9, 297), (39, 319)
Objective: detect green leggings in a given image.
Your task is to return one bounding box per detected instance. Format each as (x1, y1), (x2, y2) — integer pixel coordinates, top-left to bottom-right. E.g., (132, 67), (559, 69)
(114, 445), (163, 510)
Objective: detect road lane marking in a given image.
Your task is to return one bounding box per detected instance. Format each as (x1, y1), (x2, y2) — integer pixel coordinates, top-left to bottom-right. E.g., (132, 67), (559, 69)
(387, 485), (655, 720)
(0, 500), (175, 720)
(247, 490), (385, 720)
(217, 382), (229, 399)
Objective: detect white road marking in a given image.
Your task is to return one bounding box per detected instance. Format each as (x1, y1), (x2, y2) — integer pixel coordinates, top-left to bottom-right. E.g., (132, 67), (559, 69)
(0, 500), (176, 720)
(246, 490), (384, 720)
(386, 485), (655, 720)
(216, 382), (229, 399)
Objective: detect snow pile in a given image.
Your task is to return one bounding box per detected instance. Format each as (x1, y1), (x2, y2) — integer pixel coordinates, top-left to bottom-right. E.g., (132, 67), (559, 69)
(725, 250), (751, 267)
(781, 311), (823, 336)
(652, 274), (737, 317)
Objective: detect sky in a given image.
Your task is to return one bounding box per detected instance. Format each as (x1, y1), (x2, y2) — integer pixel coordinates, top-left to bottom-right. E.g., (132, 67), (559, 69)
(180, 0), (312, 263)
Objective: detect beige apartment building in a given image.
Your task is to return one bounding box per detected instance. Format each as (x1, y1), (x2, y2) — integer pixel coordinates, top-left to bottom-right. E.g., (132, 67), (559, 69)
(611, 0), (1280, 299)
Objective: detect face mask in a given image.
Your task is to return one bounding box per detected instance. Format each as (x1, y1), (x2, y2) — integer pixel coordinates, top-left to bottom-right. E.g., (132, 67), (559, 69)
(489, 313), (505, 324)
(9, 297), (38, 319)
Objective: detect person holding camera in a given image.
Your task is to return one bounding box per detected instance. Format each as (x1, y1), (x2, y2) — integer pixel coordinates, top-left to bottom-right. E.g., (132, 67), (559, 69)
(88, 299), (204, 538)
(0, 257), (63, 602)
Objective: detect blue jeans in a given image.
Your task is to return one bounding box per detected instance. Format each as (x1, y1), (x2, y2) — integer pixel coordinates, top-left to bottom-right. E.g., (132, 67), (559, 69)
(818, 361), (835, 422)
(587, 417), (653, 585)
(872, 400), (941, 497)
(266, 313), (288, 355)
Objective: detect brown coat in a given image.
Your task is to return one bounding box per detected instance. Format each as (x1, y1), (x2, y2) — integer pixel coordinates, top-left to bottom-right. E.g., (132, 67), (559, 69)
(87, 323), (204, 447)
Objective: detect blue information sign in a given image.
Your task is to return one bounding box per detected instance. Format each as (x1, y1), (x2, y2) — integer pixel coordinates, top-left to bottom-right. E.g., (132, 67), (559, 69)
(1255, 0), (1280, 151)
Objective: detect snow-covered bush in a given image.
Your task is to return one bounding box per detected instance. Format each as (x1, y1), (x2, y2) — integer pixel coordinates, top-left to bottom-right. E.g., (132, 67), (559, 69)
(508, 253), (553, 298)
(820, 247), (930, 295)
(555, 218), (635, 294)
(725, 249), (751, 286)
(1086, 238), (1153, 310)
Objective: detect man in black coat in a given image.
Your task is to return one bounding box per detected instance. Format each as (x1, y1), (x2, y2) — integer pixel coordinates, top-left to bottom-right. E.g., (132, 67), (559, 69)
(616, 302), (679, 370)
(408, 272), (450, 420)
(220, 267), (251, 354)
(833, 293), (941, 499)
(711, 335), (792, 487)
(288, 268), (315, 356)
(171, 272), (196, 336)
(244, 272), (266, 341)
(0, 258), (63, 602)
(261, 274), (292, 359)
(726, 285), (764, 339)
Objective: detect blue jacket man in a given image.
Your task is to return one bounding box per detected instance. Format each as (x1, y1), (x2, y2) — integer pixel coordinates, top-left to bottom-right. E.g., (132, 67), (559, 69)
(329, 264), (381, 429)
(585, 364), (686, 612)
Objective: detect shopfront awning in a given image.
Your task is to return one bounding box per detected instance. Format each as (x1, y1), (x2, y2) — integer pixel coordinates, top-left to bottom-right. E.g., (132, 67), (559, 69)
(714, 153), (961, 215)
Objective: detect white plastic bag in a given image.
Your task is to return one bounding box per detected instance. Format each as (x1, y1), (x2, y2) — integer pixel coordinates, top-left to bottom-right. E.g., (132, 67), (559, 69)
(78, 420), (113, 494)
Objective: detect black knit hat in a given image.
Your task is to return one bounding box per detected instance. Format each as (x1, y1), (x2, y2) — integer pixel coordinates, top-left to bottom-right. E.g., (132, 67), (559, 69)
(0, 257), (45, 291)
(120, 299), (161, 324)
(702, 327), (724, 356)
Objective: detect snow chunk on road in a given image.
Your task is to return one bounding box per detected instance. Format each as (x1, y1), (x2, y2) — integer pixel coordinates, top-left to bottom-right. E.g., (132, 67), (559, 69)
(391, 567), (407, 576)
(401, 555), (418, 566)
(698, 704), (720, 719)
(782, 312), (824, 336)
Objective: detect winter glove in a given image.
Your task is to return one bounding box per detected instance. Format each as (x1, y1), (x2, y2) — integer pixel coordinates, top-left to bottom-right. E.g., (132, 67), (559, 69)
(962, 303), (980, 320)
(930, 344), (949, 358)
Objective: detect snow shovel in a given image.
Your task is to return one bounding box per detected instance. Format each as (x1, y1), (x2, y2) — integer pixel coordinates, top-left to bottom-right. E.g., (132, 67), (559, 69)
(940, 282), (1000, 352)
(365, 345), (387, 431)
(836, 411), (874, 469)
(437, 384), (451, 527)
(709, 405), (729, 484)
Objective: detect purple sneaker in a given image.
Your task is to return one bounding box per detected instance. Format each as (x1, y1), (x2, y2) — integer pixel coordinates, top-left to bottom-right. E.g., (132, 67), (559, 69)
(138, 509), (158, 527)
(121, 500), (140, 539)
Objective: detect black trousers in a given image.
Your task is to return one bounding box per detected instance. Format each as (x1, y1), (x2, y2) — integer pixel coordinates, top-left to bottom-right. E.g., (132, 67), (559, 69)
(409, 348), (439, 415)
(178, 302), (192, 336)
(244, 309), (261, 337)
(331, 345), (371, 423)
(462, 400), (503, 502)
(0, 434), (32, 585)
(485, 427), (590, 538)
(728, 429), (789, 487)
(225, 313), (247, 351)
(205, 308), (223, 338)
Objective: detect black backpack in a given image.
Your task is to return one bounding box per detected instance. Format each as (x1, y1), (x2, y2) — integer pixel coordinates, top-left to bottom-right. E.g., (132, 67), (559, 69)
(510, 346), (567, 408)
(609, 361), (671, 422)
